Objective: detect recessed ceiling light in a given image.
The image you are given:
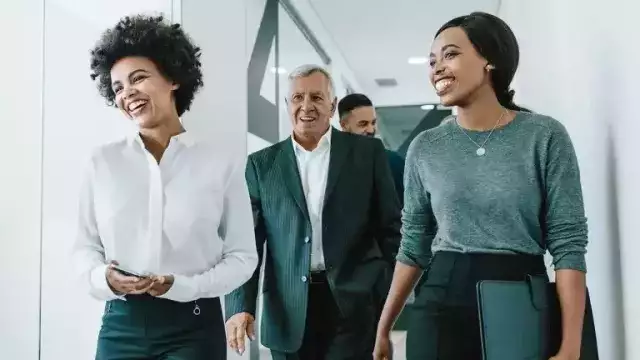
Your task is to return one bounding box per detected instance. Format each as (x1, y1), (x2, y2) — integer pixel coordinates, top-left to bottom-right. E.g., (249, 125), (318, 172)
(375, 78), (398, 87)
(408, 56), (428, 65)
(421, 104), (435, 110)
(270, 66), (287, 74)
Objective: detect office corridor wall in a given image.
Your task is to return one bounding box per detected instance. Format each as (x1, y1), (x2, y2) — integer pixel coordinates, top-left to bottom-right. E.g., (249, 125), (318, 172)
(0, 0), (43, 359)
(500, 1), (636, 359)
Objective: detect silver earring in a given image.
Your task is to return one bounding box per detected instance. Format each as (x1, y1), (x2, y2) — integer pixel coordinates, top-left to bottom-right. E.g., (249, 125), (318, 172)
(486, 64), (495, 71)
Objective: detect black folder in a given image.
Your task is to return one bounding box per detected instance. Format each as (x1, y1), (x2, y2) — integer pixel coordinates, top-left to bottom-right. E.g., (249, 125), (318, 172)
(476, 276), (599, 360)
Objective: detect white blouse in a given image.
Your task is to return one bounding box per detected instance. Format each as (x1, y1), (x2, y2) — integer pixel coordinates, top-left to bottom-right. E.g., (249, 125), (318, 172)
(72, 131), (258, 302)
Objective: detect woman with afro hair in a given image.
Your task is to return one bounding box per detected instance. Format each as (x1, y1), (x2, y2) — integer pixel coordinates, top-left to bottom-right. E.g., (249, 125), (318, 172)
(72, 14), (258, 360)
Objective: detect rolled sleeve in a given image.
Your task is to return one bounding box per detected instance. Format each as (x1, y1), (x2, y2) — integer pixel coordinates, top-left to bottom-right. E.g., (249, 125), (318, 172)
(553, 250), (587, 272)
(397, 207), (437, 269)
(543, 121), (589, 273)
(396, 136), (437, 269)
(396, 252), (424, 268)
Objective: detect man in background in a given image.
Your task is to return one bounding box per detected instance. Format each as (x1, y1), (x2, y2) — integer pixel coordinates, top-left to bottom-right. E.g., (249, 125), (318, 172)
(338, 93), (405, 205)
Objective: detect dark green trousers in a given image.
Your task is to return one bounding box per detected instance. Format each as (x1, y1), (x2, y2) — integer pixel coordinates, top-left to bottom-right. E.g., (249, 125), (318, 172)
(96, 294), (226, 360)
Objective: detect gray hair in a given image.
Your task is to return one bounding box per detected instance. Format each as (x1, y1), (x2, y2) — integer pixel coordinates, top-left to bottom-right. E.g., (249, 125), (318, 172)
(287, 64), (336, 99)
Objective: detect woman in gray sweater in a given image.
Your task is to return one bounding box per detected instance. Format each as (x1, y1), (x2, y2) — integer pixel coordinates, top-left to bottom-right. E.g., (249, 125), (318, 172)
(373, 12), (588, 360)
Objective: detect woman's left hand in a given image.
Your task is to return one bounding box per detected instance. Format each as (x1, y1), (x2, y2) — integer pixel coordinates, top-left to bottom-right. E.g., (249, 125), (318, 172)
(147, 275), (174, 296)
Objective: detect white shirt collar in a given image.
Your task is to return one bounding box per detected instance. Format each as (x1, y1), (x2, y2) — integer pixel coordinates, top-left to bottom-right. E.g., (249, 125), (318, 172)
(292, 126), (332, 153)
(127, 129), (197, 150)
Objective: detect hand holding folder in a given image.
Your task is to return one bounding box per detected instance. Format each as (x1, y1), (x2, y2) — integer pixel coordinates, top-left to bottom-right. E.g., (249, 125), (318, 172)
(476, 276), (598, 360)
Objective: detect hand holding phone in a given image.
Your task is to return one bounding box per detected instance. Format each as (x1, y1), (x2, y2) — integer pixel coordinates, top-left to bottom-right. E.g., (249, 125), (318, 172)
(106, 262), (154, 295)
(112, 265), (148, 278)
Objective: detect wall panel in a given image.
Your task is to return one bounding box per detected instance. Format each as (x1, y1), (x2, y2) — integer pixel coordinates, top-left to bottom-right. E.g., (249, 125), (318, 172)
(0, 0), (45, 358)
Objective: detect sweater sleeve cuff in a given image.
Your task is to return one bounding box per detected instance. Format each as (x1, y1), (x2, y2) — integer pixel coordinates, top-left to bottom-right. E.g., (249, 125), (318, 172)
(159, 274), (197, 303)
(553, 253), (587, 273)
(396, 252), (425, 269)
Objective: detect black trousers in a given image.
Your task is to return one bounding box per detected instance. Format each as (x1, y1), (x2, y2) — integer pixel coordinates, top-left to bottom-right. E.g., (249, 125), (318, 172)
(271, 272), (377, 360)
(96, 294), (226, 360)
(406, 251), (548, 360)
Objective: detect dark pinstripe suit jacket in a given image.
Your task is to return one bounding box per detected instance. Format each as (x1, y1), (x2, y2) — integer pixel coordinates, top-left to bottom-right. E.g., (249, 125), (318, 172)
(225, 127), (401, 353)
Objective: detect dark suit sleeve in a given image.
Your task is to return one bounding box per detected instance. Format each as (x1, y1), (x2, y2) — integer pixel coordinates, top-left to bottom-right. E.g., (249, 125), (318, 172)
(224, 155), (266, 320)
(391, 152), (405, 205)
(372, 141), (402, 264)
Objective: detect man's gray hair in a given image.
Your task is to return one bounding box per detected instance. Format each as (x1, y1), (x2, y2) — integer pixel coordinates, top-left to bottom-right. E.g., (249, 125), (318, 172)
(287, 64), (336, 98)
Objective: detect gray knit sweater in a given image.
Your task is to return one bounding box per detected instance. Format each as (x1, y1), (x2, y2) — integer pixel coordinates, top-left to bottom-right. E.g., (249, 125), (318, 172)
(397, 112), (588, 272)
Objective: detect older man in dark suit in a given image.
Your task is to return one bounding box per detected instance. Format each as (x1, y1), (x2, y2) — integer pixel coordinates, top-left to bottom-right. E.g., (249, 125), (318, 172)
(224, 64), (401, 360)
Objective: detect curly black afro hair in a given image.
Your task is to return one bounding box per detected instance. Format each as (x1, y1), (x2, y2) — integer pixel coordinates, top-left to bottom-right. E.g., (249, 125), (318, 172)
(90, 15), (203, 116)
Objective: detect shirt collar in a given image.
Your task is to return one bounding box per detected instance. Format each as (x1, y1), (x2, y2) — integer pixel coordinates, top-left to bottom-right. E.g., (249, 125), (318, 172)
(127, 127), (197, 150)
(291, 126), (333, 153)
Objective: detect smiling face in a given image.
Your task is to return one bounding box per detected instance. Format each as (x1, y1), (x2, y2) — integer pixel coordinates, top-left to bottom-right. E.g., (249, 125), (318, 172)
(110, 56), (179, 129)
(429, 27), (493, 107)
(340, 106), (377, 137)
(287, 71), (336, 140)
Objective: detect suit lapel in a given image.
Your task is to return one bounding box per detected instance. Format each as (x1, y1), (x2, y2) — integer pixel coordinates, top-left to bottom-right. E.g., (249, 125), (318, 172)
(277, 140), (310, 220)
(324, 128), (352, 204)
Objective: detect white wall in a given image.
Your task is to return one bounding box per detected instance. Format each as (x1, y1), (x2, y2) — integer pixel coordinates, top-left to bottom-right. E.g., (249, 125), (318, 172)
(607, 1), (640, 359)
(499, 1), (632, 359)
(0, 0), (44, 359)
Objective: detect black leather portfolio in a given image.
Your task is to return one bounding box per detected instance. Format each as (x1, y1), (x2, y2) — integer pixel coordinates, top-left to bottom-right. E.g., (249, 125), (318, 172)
(476, 276), (598, 360)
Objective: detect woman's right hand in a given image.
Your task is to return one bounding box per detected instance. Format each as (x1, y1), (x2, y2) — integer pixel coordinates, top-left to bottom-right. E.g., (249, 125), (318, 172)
(372, 332), (392, 360)
(372, 262), (424, 359)
(105, 261), (154, 295)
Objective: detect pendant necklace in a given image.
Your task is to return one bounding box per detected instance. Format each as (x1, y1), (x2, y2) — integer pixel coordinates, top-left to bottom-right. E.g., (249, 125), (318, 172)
(455, 109), (507, 156)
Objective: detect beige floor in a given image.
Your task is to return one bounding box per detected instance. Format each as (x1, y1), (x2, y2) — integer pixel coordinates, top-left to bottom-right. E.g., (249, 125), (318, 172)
(258, 331), (407, 359)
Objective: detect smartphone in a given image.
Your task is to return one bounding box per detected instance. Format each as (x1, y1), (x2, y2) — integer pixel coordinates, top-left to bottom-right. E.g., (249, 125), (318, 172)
(112, 265), (148, 278)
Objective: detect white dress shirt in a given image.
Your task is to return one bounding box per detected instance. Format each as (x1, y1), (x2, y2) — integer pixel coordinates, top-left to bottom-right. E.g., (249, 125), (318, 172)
(292, 129), (331, 271)
(72, 131), (258, 302)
